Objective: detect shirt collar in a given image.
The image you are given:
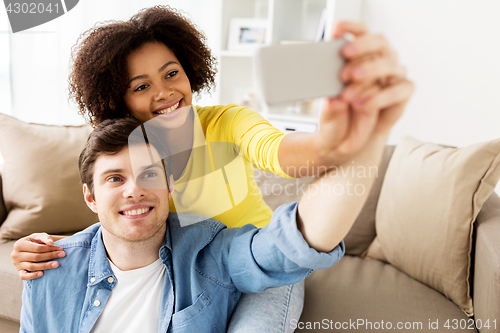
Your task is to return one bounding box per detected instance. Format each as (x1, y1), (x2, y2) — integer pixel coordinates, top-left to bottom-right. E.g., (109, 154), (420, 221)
(87, 226), (114, 286)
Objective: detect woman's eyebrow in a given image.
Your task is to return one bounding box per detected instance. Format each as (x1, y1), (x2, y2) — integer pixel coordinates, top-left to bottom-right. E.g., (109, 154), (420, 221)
(158, 61), (178, 73)
(128, 61), (179, 86)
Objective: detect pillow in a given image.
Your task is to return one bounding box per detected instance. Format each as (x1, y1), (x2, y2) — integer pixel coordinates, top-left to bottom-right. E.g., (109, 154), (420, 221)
(0, 113), (97, 242)
(365, 136), (500, 316)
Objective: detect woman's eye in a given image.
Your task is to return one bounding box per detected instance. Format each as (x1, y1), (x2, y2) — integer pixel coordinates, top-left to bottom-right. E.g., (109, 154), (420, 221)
(134, 84), (148, 92)
(166, 71), (178, 78)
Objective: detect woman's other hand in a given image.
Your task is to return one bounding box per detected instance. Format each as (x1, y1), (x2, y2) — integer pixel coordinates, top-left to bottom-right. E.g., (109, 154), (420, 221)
(11, 233), (66, 280)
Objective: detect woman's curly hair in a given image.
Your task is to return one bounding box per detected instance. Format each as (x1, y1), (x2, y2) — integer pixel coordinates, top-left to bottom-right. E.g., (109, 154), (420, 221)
(69, 5), (217, 127)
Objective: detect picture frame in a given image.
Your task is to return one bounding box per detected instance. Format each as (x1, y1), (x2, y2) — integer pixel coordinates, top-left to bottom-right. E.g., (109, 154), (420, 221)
(227, 18), (268, 51)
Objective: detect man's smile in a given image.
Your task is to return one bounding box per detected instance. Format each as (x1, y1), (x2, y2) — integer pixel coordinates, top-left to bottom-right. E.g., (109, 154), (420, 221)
(119, 205), (154, 217)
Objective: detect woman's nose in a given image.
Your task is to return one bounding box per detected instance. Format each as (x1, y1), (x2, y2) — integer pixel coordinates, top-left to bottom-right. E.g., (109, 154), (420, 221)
(153, 84), (174, 102)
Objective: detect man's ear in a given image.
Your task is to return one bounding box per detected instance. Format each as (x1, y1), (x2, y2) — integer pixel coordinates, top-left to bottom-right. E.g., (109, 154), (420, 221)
(168, 175), (174, 201)
(83, 184), (98, 214)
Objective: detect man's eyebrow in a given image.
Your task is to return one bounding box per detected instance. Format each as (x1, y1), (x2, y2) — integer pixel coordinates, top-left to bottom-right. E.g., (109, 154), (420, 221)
(99, 168), (125, 178)
(140, 162), (164, 172)
(98, 162), (163, 179)
(128, 61), (179, 86)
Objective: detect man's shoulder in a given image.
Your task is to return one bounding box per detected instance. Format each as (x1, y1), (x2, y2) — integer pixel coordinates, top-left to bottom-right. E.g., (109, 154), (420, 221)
(26, 225), (98, 290)
(55, 223), (100, 249)
(169, 214), (226, 238)
(169, 213), (243, 250)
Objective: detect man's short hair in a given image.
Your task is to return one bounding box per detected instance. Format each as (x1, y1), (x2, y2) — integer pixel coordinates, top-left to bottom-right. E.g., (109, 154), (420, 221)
(78, 117), (165, 198)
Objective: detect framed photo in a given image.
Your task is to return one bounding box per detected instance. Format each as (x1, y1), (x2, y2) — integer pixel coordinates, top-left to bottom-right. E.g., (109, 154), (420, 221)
(228, 18), (268, 51)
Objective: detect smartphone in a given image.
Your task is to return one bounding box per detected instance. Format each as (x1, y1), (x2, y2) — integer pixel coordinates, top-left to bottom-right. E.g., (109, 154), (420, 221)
(254, 39), (348, 105)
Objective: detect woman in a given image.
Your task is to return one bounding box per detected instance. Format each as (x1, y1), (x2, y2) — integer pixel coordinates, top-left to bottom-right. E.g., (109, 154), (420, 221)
(12, 5), (413, 331)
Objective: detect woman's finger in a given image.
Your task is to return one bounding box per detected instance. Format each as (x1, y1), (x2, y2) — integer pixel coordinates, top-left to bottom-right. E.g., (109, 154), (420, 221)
(13, 237), (62, 254)
(346, 58), (407, 85)
(18, 269), (43, 281)
(19, 260), (60, 273)
(342, 33), (392, 60)
(357, 80), (415, 117)
(340, 81), (375, 103)
(29, 233), (55, 246)
(21, 250), (66, 263)
(333, 21), (368, 38)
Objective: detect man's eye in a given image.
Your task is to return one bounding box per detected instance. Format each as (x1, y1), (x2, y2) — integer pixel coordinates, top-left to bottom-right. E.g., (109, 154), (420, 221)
(107, 176), (122, 183)
(166, 71), (178, 78)
(134, 84), (148, 92)
(143, 171), (157, 179)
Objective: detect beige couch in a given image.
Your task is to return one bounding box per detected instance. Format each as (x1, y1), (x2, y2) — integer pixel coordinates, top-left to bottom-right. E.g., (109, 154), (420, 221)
(0, 146), (499, 332)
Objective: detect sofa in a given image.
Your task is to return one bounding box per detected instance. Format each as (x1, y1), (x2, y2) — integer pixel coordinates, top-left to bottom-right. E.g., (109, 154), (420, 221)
(1, 141), (500, 332)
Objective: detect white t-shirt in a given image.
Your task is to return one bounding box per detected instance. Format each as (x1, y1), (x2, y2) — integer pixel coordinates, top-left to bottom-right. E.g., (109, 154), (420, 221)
(91, 258), (166, 333)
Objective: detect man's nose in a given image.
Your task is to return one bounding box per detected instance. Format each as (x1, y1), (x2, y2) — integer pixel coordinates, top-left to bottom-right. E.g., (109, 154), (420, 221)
(122, 179), (146, 198)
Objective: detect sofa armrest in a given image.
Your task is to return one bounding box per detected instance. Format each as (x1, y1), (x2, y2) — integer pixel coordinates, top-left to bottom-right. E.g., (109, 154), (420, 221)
(473, 192), (500, 332)
(0, 170), (6, 227)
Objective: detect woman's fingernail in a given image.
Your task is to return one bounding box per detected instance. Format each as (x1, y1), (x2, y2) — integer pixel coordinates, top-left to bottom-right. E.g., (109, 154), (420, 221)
(343, 89), (355, 101)
(37, 272), (43, 277)
(344, 44), (356, 56)
(341, 70), (350, 82)
(51, 262), (59, 268)
(58, 252), (65, 258)
(354, 68), (365, 79)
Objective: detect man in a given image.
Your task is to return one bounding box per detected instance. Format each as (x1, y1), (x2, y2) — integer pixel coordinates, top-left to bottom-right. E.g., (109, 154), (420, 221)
(20, 114), (391, 333)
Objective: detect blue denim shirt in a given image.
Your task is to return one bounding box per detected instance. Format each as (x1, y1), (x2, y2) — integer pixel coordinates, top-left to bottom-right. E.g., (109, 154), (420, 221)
(20, 202), (344, 333)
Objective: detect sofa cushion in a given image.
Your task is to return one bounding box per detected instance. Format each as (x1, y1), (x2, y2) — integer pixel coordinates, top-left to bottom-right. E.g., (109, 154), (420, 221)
(0, 114), (97, 242)
(299, 255), (472, 333)
(0, 241), (22, 322)
(473, 193), (500, 333)
(365, 136), (500, 316)
(0, 317), (19, 333)
(0, 171), (6, 227)
(254, 146), (396, 256)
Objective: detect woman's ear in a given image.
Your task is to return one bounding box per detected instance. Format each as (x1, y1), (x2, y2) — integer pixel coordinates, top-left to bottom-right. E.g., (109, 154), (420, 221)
(83, 184), (98, 214)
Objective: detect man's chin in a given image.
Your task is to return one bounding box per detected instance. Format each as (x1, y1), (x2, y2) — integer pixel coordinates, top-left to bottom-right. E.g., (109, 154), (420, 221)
(102, 222), (167, 244)
(122, 225), (166, 243)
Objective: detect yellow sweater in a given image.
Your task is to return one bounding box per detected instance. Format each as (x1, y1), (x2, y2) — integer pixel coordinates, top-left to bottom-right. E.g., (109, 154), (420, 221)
(169, 104), (290, 228)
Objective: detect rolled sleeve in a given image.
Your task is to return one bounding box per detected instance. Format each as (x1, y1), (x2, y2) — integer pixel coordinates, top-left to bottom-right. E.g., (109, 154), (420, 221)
(255, 202), (345, 270)
(227, 202), (344, 293)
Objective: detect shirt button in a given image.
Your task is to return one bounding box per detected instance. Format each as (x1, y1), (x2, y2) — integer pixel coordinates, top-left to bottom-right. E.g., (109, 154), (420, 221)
(108, 277), (114, 283)
(94, 300), (101, 307)
(90, 278), (96, 283)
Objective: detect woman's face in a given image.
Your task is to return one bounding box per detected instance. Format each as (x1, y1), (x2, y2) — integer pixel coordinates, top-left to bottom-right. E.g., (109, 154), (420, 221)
(123, 42), (192, 127)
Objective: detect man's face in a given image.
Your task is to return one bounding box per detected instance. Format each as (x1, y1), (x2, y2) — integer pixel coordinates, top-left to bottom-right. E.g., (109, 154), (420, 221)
(83, 145), (171, 243)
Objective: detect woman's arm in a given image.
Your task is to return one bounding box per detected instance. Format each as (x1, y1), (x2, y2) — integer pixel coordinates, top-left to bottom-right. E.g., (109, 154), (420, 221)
(278, 22), (413, 177)
(11, 233), (67, 280)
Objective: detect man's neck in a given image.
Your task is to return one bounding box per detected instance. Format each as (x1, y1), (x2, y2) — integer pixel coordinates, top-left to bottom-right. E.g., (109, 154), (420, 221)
(101, 224), (167, 271)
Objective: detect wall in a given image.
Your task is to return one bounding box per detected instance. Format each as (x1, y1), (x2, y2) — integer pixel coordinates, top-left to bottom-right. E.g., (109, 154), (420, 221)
(361, 0), (500, 194)
(361, 0), (500, 146)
